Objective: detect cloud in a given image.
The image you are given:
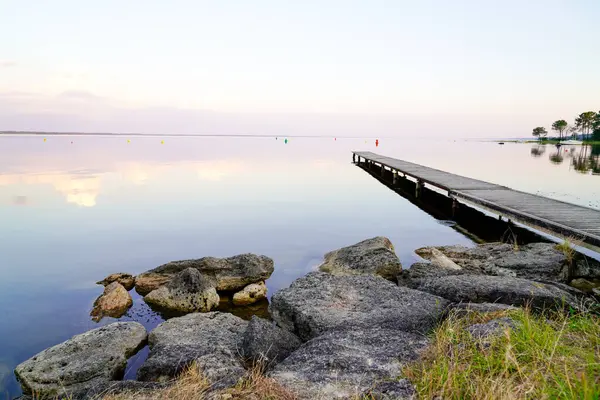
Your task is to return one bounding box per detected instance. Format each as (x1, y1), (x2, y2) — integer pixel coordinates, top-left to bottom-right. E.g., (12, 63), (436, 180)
(0, 60), (16, 68)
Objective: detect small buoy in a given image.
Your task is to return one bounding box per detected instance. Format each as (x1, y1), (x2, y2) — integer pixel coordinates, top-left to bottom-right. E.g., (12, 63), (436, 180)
(284, 138), (288, 144)
(375, 139), (379, 147)
(127, 139), (131, 143)
(43, 138), (46, 142)
(71, 141), (73, 144)
(161, 140), (164, 144)
(335, 138), (337, 141)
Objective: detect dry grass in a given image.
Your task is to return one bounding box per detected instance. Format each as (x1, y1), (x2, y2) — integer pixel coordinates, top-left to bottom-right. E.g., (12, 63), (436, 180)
(403, 307), (600, 400)
(101, 363), (296, 400)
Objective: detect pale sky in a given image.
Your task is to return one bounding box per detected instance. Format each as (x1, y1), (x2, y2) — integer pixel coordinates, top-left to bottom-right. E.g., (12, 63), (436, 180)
(1, 0), (599, 137)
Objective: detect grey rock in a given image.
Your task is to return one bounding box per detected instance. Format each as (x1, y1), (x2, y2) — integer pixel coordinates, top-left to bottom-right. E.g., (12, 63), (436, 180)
(144, 268), (219, 313)
(270, 327), (427, 399)
(149, 253), (274, 291)
(269, 272), (449, 341)
(14, 322), (147, 399)
(450, 302), (517, 318)
(97, 272), (135, 291)
(415, 242), (571, 281)
(319, 236), (402, 280)
(415, 275), (579, 311)
(360, 380), (416, 400)
(573, 257), (600, 280)
(240, 316), (302, 368)
(398, 262), (469, 289)
(467, 317), (516, 339)
(570, 278), (597, 293)
(137, 312), (248, 389)
(85, 380), (170, 398)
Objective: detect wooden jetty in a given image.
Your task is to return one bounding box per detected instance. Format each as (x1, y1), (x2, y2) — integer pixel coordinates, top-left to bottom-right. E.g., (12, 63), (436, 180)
(352, 151), (600, 248)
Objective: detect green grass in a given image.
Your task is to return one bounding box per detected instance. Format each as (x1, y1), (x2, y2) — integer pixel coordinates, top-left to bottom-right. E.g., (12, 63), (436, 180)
(403, 308), (600, 400)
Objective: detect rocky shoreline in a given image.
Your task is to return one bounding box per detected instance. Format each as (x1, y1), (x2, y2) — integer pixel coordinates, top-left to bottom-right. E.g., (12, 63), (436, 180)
(13, 237), (600, 399)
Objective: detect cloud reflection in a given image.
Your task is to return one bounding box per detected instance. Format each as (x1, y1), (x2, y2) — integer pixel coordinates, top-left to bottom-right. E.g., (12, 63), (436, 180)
(0, 159), (248, 207)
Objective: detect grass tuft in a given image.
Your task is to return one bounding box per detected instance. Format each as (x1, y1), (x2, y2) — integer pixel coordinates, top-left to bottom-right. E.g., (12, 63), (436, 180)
(403, 308), (600, 400)
(555, 239), (576, 265)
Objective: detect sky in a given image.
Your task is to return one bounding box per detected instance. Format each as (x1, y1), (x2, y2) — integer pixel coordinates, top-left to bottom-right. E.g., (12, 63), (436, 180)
(1, 0), (599, 137)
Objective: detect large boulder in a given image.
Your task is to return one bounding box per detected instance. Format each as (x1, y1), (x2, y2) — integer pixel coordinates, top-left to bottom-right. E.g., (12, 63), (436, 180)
(148, 253), (274, 291)
(414, 275), (579, 311)
(415, 243), (571, 281)
(97, 273), (135, 291)
(137, 312), (248, 388)
(319, 237), (402, 280)
(144, 268), (219, 313)
(269, 327), (426, 399)
(232, 281), (267, 306)
(14, 322), (147, 399)
(240, 316), (302, 368)
(90, 282), (133, 322)
(398, 262), (469, 289)
(134, 273), (172, 296)
(269, 272), (449, 341)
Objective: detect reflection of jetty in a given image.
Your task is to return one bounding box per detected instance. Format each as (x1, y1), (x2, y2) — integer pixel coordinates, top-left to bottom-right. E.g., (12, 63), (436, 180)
(353, 151), (600, 249)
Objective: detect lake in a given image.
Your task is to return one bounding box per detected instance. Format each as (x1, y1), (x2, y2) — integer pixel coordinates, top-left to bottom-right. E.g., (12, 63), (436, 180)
(0, 135), (599, 397)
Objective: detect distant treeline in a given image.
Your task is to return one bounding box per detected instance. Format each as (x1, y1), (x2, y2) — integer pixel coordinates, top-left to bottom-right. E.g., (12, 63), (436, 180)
(532, 111), (600, 141)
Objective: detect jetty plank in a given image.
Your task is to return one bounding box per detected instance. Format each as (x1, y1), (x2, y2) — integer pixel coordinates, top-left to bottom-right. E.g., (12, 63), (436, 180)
(353, 151), (600, 248)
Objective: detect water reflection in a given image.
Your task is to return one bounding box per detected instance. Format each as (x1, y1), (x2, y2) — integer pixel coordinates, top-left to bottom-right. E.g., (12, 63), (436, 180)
(530, 145), (546, 157)
(549, 150), (564, 164)
(532, 144), (600, 175)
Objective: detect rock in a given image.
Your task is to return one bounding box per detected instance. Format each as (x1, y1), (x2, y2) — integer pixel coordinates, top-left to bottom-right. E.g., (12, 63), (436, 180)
(415, 243), (570, 281)
(269, 272), (449, 341)
(135, 272), (172, 295)
(570, 278), (599, 293)
(85, 380), (170, 398)
(414, 247), (462, 270)
(467, 317), (516, 340)
(573, 257), (600, 280)
(232, 281), (267, 306)
(398, 262), (469, 288)
(144, 268), (219, 313)
(450, 302), (517, 318)
(270, 327), (427, 399)
(90, 282), (133, 322)
(97, 273), (135, 291)
(319, 236), (402, 280)
(240, 316), (302, 368)
(14, 322), (147, 399)
(360, 380), (416, 400)
(414, 275), (579, 311)
(148, 253), (274, 291)
(137, 312), (248, 388)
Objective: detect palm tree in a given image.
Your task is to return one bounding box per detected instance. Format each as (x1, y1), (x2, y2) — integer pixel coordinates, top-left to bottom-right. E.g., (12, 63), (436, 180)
(551, 120), (568, 141)
(575, 111), (597, 140)
(531, 127), (547, 140)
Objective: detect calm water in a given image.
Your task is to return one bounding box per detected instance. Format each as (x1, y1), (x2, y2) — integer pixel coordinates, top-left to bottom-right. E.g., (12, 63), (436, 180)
(0, 136), (599, 397)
